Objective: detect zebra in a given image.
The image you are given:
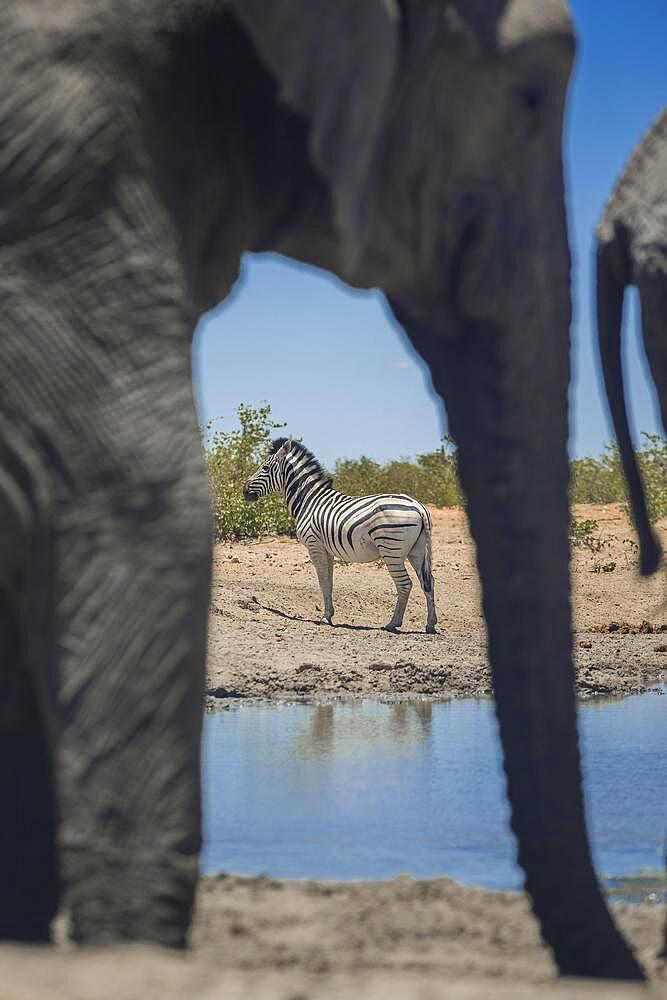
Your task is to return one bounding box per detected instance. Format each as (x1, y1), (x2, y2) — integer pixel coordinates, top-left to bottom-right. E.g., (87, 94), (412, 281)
(243, 438), (437, 633)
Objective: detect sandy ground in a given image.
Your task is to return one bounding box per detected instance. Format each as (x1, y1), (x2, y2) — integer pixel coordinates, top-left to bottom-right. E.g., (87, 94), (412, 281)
(3, 875), (664, 998)
(206, 503), (666, 701)
(1, 946), (662, 1000)
(192, 874), (666, 984)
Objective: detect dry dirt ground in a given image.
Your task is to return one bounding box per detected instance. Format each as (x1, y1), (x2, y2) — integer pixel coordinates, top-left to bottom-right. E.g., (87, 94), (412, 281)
(2, 945), (663, 1000)
(207, 503), (666, 701)
(192, 874), (666, 985)
(4, 875), (665, 998)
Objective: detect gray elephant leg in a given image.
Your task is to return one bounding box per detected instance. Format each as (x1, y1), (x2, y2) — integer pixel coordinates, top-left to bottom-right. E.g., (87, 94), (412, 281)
(49, 359), (211, 947)
(638, 270), (667, 965)
(0, 36), (214, 943)
(0, 596), (59, 942)
(5, 314), (211, 945)
(640, 270), (667, 968)
(391, 302), (643, 980)
(2, 292), (210, 946)
(596, 241), (661, 573)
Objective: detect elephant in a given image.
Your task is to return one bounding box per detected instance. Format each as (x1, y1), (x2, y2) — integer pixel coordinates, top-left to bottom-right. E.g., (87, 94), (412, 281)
(596, 107), (667, 560)
(596, 112), (667, 963)
(0, 0), (657, 980)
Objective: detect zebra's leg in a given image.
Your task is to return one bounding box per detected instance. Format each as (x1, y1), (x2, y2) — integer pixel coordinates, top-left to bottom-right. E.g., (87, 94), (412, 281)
(307, 544), (335, 625)
(377, 548), (412, 632)
(407, 545), (437, 634)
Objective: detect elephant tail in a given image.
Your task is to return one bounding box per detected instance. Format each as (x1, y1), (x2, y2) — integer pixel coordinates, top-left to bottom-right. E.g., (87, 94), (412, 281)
(595, 224), (661, 576)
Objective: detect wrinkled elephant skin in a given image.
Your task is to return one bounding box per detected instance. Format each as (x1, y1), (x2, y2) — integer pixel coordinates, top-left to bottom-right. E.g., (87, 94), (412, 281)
(596, 108), (667, 570)
(596, 106), (667, 963)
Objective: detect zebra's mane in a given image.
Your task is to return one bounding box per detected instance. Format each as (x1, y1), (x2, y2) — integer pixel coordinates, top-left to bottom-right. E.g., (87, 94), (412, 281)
(270, 438), (333, 487)
(269, 437), (289, 455)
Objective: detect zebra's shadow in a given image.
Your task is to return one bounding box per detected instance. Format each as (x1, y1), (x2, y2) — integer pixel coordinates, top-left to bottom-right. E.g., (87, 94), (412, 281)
(256, 601), (429, 634)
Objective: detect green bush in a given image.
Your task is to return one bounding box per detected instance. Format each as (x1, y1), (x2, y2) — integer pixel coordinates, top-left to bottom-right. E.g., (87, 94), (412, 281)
(204, 403), (294, 540)
(636, 433), (667, 522)
(569, 447), (623, 504)
(333, 437), (461, 508)
(204, 404), (665, 542)
(569, 518), (604, 553)
(570, 434), (667, 523)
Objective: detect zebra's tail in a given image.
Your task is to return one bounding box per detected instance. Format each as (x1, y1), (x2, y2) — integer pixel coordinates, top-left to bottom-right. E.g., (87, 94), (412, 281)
(418, 509), (434, 594)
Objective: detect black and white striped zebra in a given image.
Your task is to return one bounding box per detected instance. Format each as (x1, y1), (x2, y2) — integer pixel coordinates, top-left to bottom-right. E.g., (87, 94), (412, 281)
(243, 438), (437, 633)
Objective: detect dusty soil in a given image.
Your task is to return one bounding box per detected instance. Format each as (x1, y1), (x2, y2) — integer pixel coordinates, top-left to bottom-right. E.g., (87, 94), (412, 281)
(192, 873), (666, 985)
(1, 946), (662, 1000)
(207, 503), (666, 702)
(5, 876), (663, 998)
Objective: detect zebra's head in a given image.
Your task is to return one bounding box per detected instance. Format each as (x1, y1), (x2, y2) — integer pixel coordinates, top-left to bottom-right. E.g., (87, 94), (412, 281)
(243, 438), (291, 501)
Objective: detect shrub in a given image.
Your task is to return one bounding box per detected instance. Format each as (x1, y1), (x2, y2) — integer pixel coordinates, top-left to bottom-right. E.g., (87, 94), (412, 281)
(333, 437), (461, 508)
(592, 561), (617, 574)
(569, 448), (623, 504)
(570, 434), (667, 523)
(569, 518), (605, 553)
(204, 404), (294, 540)
(636, 433), (667, 522)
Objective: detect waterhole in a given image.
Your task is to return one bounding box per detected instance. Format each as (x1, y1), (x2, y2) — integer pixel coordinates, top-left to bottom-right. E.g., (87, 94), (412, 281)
(202, 687), (666, 900)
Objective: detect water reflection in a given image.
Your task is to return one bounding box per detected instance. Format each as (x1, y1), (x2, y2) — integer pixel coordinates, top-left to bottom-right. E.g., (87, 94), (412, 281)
(202, 690), (666, 894)
(307, 704), (334, 756)
(297, 700), (433, 761)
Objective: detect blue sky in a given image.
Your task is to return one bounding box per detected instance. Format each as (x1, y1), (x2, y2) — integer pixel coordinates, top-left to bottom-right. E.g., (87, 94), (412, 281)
(194, 2), (667, 468)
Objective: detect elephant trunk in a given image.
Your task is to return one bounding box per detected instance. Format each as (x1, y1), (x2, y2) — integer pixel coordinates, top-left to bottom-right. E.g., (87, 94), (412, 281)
(595, 232), (661, 575)
(390, 280), (644, 978)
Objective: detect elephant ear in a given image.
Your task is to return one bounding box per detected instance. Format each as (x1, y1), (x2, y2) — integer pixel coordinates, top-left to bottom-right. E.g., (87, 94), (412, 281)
(231, 0), (400, 270)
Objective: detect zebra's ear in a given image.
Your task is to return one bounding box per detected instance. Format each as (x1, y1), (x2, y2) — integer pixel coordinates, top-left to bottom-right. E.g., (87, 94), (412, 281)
(230, 0), (401, 272)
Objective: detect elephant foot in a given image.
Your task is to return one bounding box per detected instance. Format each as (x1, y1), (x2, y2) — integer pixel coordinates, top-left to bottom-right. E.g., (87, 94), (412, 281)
(425, 624), (438, 634)
(63, 844), (199, 949)
(383, 623), (401, 633)
(318, 615), (333, 626)
(68, 889), (192, 949)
